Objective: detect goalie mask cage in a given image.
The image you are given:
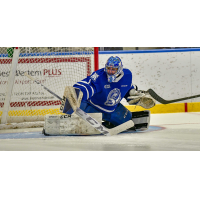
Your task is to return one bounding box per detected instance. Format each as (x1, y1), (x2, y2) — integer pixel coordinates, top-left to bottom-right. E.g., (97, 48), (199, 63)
(0, 47), (99, 127)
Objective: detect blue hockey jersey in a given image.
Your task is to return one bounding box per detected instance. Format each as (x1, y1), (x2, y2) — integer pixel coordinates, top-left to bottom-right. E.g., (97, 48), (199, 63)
(73, 68), (137, 113)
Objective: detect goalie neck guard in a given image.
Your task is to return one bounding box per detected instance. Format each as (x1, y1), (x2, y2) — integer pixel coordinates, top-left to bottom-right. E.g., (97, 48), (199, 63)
(105, 56), (123, 83)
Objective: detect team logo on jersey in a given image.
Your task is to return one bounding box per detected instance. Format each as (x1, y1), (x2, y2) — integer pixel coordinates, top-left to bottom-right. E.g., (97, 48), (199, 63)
(90, 73), (99, 81)
(104, 84), (111, 89)
(104, 88), (121, 106)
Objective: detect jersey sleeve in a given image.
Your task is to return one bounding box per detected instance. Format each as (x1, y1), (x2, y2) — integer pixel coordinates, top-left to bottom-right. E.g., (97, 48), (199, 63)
(73, 71), (103, 101)
(124, 84), (138, 100)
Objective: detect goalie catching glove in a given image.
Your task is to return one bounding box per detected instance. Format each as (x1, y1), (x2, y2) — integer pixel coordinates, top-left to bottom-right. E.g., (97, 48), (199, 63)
(127, 89), (156, 109)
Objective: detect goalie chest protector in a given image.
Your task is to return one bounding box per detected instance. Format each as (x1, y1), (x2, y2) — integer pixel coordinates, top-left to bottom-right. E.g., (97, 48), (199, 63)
(74, 68), (134, 113)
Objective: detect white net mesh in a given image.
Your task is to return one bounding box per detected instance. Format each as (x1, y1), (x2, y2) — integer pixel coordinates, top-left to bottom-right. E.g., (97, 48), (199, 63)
(0, 47), (96, 125)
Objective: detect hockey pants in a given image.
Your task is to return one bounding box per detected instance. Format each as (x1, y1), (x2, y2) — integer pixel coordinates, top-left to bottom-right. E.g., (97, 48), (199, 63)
(79, 100), (132, 126)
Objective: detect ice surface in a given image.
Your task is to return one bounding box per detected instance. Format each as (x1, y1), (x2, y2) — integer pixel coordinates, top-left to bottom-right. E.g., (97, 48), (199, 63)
(0, 112), (200, 151)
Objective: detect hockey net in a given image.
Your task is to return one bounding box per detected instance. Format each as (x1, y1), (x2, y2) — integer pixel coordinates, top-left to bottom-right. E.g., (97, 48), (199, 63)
(0, 47), (98, 129)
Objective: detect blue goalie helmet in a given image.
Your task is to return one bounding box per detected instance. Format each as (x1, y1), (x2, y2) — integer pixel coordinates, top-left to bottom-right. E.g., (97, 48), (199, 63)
(105, 56), (123, 83)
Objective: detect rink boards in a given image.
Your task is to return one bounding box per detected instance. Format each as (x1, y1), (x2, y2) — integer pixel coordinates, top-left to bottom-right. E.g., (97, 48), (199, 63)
(1, 101), (200, 122)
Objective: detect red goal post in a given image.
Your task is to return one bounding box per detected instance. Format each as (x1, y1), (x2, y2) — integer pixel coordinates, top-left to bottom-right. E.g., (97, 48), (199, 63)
(0, 47), (99, 127)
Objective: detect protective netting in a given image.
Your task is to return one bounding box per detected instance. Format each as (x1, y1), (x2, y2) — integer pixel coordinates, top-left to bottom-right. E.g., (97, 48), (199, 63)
(0, 47), (95, 125)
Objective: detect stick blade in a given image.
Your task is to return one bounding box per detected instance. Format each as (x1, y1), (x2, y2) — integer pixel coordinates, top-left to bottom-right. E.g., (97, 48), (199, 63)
(108, 120), (134, 136)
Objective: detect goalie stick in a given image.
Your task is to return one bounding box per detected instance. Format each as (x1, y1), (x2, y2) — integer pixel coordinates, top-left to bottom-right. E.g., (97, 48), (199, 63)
(24, 73), (134, 136)
(147, 89), (200, 104)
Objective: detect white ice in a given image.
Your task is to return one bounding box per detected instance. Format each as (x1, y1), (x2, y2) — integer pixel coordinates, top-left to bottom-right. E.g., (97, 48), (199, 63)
(0, 112), (200, 151)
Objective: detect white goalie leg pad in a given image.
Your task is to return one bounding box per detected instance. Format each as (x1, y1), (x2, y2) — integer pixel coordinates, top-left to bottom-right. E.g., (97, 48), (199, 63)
(44, 113), (102, 136)
(44, 114), (78, 135)
(79, 113), (102, 135)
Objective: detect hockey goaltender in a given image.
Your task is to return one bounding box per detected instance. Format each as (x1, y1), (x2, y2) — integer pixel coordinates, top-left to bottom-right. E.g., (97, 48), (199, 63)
(43, 56), (156, 136)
